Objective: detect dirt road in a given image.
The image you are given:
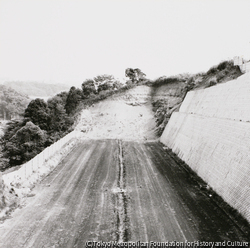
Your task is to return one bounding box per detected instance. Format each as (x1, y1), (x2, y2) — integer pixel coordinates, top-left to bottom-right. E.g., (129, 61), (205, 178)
(0, 140), (249, 247)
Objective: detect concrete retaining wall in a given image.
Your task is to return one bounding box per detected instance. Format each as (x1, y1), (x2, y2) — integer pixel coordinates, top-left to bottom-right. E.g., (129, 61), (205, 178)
(180, 73), (250, 121)
(160, 73), (250, 222)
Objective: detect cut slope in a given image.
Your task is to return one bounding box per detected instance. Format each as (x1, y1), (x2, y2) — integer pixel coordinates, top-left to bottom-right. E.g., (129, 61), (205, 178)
(75, 85), (157, 141)
(150, 60), (242, 136)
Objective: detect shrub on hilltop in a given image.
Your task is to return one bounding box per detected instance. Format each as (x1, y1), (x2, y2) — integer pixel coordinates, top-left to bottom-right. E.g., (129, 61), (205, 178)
(125, 68), (146, 83)
(206, 60), (242, 84)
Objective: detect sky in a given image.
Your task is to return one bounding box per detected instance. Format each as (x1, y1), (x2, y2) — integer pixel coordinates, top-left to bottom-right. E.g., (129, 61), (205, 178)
(0, 0), (250, 86)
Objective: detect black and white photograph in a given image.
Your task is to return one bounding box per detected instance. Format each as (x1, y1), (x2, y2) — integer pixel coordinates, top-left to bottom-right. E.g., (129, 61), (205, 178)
(0, 0), (250, 247)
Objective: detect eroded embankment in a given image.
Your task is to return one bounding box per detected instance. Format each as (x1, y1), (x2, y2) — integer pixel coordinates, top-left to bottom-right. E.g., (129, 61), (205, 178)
(75, 85), (157, 141)
(160, 72), (250, 222)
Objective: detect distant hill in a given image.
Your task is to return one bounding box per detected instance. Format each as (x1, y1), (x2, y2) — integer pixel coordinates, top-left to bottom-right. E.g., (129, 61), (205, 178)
(3, 81), (70, 99)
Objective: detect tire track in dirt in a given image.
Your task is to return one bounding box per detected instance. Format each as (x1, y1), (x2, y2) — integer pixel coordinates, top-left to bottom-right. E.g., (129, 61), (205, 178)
(138, 143), (189, 241)
(73, 140), (118, 247)
(145, 142), (247, 241)
(123, 141), (250, 242)
(0, 140), (250, 247)
(124, 142), (187, 241)
(32, 141), (107, 248)
(0, 141), (97, 248)
(124, 143), (149, 241)
(0, 140), (119, 247)
(141, 142), (250, 242)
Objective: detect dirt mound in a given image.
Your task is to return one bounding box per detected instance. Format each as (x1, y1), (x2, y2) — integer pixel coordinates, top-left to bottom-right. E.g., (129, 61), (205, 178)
(75, 86), (157, 141)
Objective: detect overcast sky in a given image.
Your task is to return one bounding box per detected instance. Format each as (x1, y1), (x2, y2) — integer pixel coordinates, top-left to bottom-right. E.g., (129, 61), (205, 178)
(1, 0), (250, 86)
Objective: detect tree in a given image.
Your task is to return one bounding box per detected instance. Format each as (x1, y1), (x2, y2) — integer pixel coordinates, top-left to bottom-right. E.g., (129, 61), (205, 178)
(125, 68), (136, 82)
(55, 91), (68, 106)
(3, 121), (47, 166)
(0, 85), (29, 120)
(82, 79), (96, 97)
(125, 68), (146, 83)
(97, 83), (110, 93)
(93, 74), (122, 92)
(24, 98), (50, 130)
(47, 96), (68, 132)
(1, 120), (24, 142)
(47, 95), (74, 134)
(65, 87), (82, 115)
(94, 74), (114, 83)
(134, 68), (146, 81)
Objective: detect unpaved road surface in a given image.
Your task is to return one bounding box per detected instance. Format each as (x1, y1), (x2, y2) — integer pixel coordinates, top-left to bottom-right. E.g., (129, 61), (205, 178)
(0, 140), (249, 247)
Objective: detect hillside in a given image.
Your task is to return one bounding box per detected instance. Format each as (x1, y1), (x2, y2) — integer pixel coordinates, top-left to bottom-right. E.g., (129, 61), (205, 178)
(74, 60), (242, 141)
(3, 81), (70, 99)
(150, 60), (242, 135)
